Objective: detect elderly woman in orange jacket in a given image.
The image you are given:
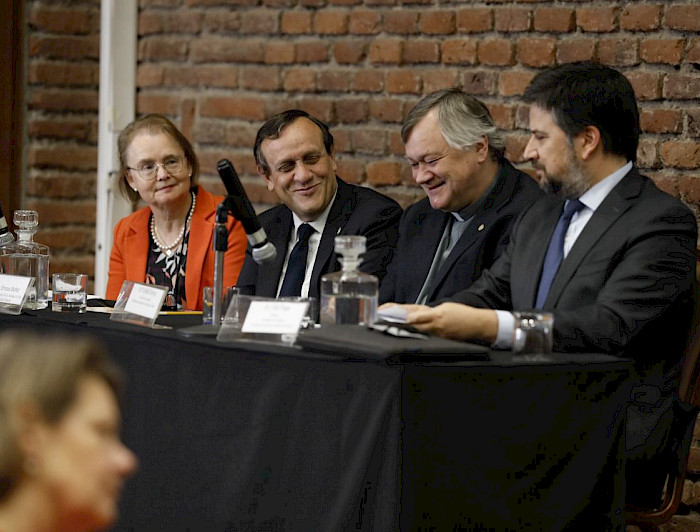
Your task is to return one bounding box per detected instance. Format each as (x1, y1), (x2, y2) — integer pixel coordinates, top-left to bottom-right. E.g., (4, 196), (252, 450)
(106, 114), (246, 310)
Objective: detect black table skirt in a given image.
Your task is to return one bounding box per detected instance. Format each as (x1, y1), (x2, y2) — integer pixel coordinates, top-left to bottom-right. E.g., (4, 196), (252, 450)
(0, 310), (633, 531)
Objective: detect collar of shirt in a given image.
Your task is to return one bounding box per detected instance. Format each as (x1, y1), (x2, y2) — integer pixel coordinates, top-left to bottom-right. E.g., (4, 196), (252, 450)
(578, 161), (632, 212)
(451, 163), (501, 222)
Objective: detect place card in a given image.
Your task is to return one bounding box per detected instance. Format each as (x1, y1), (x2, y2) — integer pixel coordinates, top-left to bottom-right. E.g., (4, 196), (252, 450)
(110, 281), (168, 328)
(0, 274), (34, 315)
(242, 300), (309, 335)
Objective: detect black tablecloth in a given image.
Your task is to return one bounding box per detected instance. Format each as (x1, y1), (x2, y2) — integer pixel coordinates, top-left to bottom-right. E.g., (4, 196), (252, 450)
(0, 309), (634, 531)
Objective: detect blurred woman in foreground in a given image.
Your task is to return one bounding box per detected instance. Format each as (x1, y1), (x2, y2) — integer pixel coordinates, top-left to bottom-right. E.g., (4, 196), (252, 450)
(0, 333), (137, 532)
(106, 114), (247, 310)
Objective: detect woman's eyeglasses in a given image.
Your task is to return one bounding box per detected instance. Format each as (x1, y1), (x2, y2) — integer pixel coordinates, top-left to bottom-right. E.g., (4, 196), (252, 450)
(128, 156), (186, 180)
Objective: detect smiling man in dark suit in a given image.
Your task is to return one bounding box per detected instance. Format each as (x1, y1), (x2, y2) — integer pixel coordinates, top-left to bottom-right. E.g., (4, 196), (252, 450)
(236, 110), (401, 303)
(393, 62), (698, 508)
(379, 89), (542, 305)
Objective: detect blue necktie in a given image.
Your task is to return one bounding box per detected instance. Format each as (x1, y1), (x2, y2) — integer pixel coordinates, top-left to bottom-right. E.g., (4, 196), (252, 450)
(279, 224), (315, 297)
(535, 199), (585, 309)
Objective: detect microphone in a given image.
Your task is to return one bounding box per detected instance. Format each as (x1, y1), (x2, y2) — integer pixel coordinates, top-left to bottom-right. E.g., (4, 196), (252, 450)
(216, 159), (276, 264)
(0, 204), (13, 246)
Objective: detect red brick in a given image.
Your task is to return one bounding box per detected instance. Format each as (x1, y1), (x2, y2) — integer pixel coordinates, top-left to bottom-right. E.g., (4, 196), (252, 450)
(419, 11), (456, 35)
(369, 98), (405, 123)
(534, 8), (574, 32)
(640, 109), (682, 134)
(136, 93), (183, 116)
(637, 138), (660, 170)
(300, 0), (325, 7)
(576, 6), (619, 32)
(330, 0), (362, 5)
(199, 96), (266, 120)
(29, 36), (100, 60)
(353, 130), (387, 155)
(517, 37), (555, 68)
(202, 9), (241, 33)
(353, 69), (384, 92)
(265, 41), (295, 64)
(263, 0), (297, 5)
(403, 40), (439, 63)
(422, 69), (459, 94)
(650, 174), (679, 198)
(687, 109), (700, 138)
(243, 181), (279, 205)
(28, 89), (98, 112)
(386, 70), (421, 94)
(29, 6), (94, 34)
(137, 64), (165, 87)
(463, 70), (498, 96)
(688, 39), (700, 63)
(332, 127), (352, 152)
(661, 141), (700, 169)
(679, 178), (700, 211)
(598, 37), (639, 67)
(39, 227), (94, 251)
(318, 70), (352, 92)
(626, 71), (662, 101)
(29, 62), (99, 86)
(348, 10), (381, 34)
(281, 11), (312, 34)
(499, 71), (535, 97)
(139, 10), (203, 35)
(297, 98), (334, 124)
(494, 6), (531, 32)
(665, 5), (700, 31)
(27, 145), (97, 171)
(334, 40), (366, 64)
(366, 161), (402, 186)
(504, 133), (529, 165)
(442, 39), (478, 65)
(369, 39), (402, 64)
(187, 0), (257, 4)
(190, 38), (264, 63)
(296, 41), (329, 63)
(283, 68), (317, 92)
(640, 39), (684, 65)
(27, 118), (96, 143)
(664, 74), (700, 100)
(620, 4), (661, 31)
(456, 8), (492, 33)
(383, 11), (419, 34)
(388, 131), (404, 156)
(194, 120), (227, 144)
(239, 9), (279, 34)
(557, 38), (596, 63)
(487, 103), (515, 130)
(138, 37), (189, 61)
(239, 66), (281, 91)
(315, 11), (348, 34)
(166, 65), (238, 89)
(26, 173), (96, 198)
(478, 39), (514, 66)
(335, 159), (365, 184)
(335, 99), (368, 123)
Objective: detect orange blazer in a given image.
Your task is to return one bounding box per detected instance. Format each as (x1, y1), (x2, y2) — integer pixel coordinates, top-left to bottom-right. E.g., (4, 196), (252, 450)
(106, 185), (247, 310)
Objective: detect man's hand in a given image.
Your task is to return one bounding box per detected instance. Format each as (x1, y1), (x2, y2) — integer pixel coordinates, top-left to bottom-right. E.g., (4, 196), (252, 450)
(402, 302), (499, 343)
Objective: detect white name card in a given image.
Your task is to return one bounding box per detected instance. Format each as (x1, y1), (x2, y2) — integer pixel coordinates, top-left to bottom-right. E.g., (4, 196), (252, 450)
(124, 283), (167, 320)
(0, 274), (34, 306)
(242, 300), (309, 334)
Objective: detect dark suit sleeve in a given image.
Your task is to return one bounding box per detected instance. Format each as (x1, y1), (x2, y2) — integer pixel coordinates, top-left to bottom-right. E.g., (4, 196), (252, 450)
(234, 244), (257, 295)
(357, 200), (402, 283)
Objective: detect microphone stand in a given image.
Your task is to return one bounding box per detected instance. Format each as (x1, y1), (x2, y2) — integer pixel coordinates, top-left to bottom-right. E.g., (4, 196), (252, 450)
(178, 199), (236, 337)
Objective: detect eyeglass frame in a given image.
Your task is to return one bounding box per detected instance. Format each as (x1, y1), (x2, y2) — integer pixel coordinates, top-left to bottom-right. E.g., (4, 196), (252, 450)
(127, 155), (189, 180)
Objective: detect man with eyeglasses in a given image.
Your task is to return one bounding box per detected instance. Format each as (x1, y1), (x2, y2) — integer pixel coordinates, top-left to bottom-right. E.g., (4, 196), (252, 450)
(236, 110), (402, 313)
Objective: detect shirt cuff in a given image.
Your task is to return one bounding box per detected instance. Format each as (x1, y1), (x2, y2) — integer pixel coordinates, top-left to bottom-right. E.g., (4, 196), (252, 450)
(494, 310), (515, 349)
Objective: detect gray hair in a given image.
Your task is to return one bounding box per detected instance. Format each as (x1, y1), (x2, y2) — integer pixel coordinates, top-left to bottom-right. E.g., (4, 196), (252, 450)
(402, 88), (505, 160)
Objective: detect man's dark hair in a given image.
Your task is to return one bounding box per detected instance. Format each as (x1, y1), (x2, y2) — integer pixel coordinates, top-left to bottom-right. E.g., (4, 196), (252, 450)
(523, 62), (640, 162)
(254, 110), (334, 175)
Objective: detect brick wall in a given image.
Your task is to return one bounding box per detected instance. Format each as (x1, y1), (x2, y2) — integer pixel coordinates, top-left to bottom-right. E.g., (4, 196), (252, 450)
(21, 0), (700, 525)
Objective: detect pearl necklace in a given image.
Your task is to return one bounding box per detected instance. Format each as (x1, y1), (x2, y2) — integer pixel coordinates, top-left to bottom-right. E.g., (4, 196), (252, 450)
(150, 191), (196, 257)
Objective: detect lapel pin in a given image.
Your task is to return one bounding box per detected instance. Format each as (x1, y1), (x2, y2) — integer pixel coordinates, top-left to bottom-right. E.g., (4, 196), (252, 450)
(337, 227), (342, 235)
(478, 223), (485, 231)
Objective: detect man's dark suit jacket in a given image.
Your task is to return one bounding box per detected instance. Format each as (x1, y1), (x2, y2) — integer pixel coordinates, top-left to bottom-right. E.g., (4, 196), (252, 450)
(447, 166), (698, 505)
(236, 177), (402, 302)
(379, 160), (543, 304)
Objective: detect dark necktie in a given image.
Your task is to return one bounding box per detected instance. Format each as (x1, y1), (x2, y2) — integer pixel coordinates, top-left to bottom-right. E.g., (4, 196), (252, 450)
(279, 223), (315, 297)
(535, 199), (585, 309)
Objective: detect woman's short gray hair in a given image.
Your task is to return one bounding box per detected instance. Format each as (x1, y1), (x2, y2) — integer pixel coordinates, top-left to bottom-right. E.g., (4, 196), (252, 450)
(402, 88), (505, 160)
